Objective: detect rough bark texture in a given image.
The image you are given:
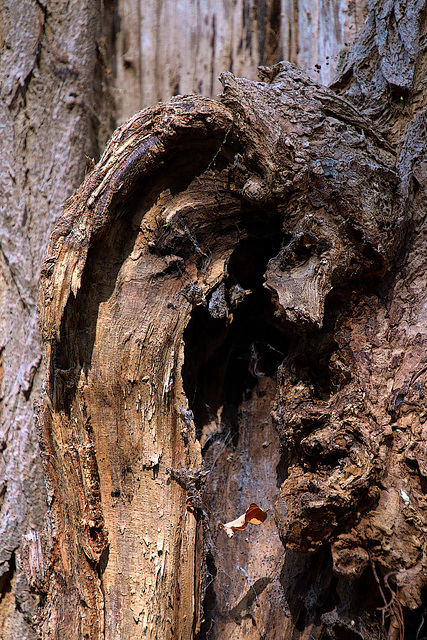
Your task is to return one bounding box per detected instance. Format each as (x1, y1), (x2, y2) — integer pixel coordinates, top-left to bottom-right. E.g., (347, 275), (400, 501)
(0, 1), (368, 637)
(114, 0), (368, 121)
(0, 0), (115, 637)
(3, 1), (427, 640)
(37, 0), (427, 629)
(331, 0), (427, 139)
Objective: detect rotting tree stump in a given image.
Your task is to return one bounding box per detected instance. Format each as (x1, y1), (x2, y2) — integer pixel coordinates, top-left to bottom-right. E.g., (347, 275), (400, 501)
(36, 52), (427, 640)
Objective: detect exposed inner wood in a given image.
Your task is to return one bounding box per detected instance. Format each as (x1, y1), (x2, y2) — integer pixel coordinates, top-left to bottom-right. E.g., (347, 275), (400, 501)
(37, 62), (427, 640)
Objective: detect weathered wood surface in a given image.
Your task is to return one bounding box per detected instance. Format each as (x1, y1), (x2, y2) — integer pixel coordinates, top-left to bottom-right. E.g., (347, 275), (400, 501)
(0, 1), (370, 637)
(114, 0), (368, 121)
(3, 0), (427, 638)
(37, 43), (427, 638)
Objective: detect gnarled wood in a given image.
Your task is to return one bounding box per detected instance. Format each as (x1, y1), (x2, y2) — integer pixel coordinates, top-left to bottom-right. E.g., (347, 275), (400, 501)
(37, 54), (422, 639)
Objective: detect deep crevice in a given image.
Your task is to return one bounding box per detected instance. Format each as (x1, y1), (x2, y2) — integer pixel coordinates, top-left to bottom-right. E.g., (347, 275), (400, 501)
(196, 551), (218, 639)
(275, 448), (289, 488)
(0, 551), (16, 604)
(182, 218), (290, 638)
(182, 226), (288, 451)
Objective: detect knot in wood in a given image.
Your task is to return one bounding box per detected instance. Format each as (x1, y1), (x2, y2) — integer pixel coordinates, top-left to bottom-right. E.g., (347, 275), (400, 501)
(242, 176), (268, 204)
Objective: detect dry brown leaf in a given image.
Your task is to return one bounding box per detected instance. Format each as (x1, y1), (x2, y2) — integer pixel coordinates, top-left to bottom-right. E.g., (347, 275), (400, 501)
(219, 503), (268, 538)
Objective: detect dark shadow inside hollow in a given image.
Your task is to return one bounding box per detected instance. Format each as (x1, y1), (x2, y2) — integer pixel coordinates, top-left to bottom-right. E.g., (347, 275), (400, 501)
(183, 288), (289, 449)
(275, 448), (289, 487)
(182, 221), (291, 638)
(196, 551), (218, 640)
(403, 595), (427, 640)
(182, 228), (289, 451)
(279, 550), (395, 639)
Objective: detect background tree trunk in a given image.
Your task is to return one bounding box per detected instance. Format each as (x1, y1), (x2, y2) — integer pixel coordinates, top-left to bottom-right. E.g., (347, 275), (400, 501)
(115, 0), (367, 120)
(2, 1), (425, 640)
(0, 1), (114, 637)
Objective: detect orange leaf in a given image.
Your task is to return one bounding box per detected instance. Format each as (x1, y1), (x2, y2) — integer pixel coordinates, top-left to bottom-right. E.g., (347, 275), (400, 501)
(245, 503), (268, 525)
(220, 503), (268, 538)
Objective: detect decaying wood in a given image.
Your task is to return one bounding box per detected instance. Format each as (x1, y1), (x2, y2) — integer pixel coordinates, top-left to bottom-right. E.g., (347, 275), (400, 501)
(36, 29), (427, 636)
(1, 1), (373, 637)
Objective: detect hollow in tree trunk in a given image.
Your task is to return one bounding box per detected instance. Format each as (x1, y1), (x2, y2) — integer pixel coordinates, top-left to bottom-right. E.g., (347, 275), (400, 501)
(36, 4), (427, 640)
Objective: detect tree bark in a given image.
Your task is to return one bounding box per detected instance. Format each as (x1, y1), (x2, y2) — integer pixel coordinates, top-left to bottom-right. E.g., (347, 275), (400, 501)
(37, 0), (427, 633)
(0, 1), (363, 637)
(3, 1), (427, 640)
(0, 1), (115, 638)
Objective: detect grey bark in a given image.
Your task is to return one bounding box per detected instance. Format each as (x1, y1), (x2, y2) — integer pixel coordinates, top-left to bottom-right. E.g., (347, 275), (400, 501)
(0, 0), (114, 636)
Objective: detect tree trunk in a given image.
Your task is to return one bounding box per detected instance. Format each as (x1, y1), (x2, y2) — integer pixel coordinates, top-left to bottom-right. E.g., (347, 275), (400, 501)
(3, 1), (427, 640)
(0, 1), (114, 638)
(114, 0), (368, 121)
(37, 2), (427, 638)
